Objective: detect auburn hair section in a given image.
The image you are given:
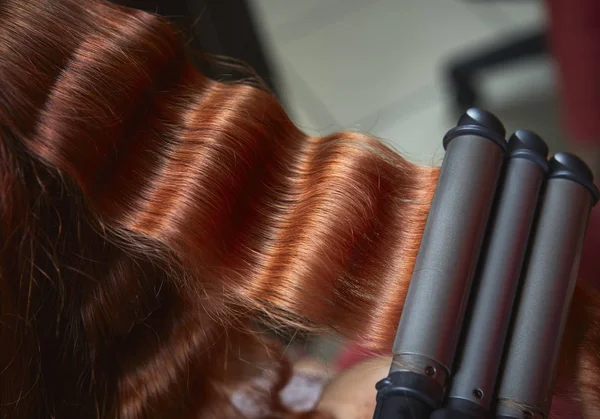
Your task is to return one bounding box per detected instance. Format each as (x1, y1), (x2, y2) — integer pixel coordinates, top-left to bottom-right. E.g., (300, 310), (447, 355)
(0, 0), (598, 418)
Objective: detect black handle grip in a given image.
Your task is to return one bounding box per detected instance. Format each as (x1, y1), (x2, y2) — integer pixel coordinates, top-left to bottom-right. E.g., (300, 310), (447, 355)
(430, 398), (489, 419)
(430, 409), (482, 419)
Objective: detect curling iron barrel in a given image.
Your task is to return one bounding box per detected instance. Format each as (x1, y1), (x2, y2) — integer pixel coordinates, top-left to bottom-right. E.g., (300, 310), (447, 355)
(495, 153), (599, 419)
(432, 131), (549, 419)
(373, 108), (507, 418)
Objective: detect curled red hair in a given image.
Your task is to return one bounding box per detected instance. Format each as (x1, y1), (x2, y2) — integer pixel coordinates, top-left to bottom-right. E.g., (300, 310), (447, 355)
(0, 0), (599, 418)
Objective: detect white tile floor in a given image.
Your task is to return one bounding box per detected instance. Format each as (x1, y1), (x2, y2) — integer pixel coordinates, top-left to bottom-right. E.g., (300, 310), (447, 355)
(250, 0), (569, 165)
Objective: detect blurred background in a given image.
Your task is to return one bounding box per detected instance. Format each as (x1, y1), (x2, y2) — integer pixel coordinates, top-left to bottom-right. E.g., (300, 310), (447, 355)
(250, 0), (557, 165)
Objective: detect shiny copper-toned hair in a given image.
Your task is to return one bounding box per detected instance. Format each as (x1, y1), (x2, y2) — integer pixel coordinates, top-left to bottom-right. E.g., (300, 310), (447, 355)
(0, 1), (599, 418)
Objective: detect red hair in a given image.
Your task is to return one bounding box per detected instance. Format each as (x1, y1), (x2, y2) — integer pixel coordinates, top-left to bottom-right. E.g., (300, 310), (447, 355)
(0, 0), (598, 417)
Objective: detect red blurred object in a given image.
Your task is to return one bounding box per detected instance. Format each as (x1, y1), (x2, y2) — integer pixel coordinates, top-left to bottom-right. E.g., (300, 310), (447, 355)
(334, 342), (383, 371)
(548, 0), (600, 145)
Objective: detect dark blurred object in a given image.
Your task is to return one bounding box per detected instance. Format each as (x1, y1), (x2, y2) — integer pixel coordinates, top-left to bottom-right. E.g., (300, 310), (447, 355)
(445, 0), (547, 113)
(110, 0), (281, 98)
(446, 30), (546, 113)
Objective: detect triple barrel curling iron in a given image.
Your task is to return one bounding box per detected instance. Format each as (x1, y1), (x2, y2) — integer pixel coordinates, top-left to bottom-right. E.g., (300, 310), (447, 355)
(373, 108), (599, 419)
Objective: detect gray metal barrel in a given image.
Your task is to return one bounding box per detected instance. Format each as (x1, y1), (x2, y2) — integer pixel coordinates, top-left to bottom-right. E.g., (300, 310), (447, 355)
(374, 108), (507, 418)
(495, 153), (599, 419)
(439, 130), (548, 419)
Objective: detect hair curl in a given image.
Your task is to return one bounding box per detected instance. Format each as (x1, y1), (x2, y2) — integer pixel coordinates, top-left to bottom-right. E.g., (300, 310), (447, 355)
(0, 1), (599, 418)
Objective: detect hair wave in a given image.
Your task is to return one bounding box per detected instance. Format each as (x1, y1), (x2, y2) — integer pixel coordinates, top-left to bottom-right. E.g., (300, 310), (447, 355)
(0, 0), (599, 418)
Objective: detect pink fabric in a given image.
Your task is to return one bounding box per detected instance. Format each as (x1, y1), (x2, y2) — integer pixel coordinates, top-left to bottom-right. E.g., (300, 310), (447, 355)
(334, 343), (383, 371)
